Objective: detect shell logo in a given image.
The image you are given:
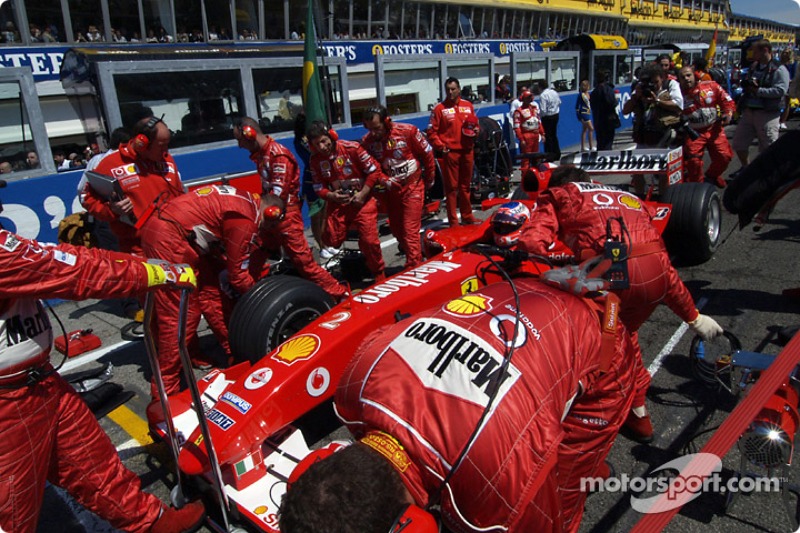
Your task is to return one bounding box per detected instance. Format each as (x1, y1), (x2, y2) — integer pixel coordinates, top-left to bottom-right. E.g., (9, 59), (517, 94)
(194, 187), (214, 196)
(272, 334), (321, 365)
(618, 195), (642, 210)
(444, 43), (454, 54)
(443, 294), (492, 317)
(372, 44), (384, 55)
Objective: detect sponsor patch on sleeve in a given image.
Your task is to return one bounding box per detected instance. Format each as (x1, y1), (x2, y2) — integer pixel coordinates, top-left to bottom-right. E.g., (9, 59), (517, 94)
(0, 231), (22, 252)
(53, 250), (77, 266)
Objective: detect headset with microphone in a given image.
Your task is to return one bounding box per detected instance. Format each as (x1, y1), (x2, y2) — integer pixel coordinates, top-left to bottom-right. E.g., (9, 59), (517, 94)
(131, 115), (164, 153)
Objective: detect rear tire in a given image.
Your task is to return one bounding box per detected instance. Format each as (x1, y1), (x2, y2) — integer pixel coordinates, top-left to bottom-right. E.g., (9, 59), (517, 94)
(229, 276), (335, 363)
(661, 182), (722, 265)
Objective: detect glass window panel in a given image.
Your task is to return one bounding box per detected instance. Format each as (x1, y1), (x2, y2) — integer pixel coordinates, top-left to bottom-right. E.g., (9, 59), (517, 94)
(370, 1), (387, 38)
(0, 81), (32, 174)
(265, 0), (283, 39)
(289, 0), (308, 40)
(114, 70), (242, 148)
(323, 65), (345, 125)
(383, 60), (440, 115)
(22, 0), (66, 43)
(331, 0), (349, 38)
(69, 0), (104, 42)
(235, 0), (258, 40)
(516, 58), (546, 95)
(352, 0), (367, 38)
(141, 0), (176, 42)
(400, 1), (418, 39)
(550, 57), (577, 92)
(253, 66), (304, 133)
(205, 0), (232, 41)
(448, 59), (491, 104)
(417, 3), (431, 39)
(2, 1), (24, 43)
(386, 0), (402, 39)
(110, 0), (143, 43)
(593, 54), (614, 85)
(615, 53), (633, 86)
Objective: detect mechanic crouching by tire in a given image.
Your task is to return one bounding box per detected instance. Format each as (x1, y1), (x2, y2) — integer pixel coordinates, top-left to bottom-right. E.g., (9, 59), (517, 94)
(233, 117), (348, 300)
(678, 66), (735, 188)
(0, 225), (204, 533)
(361, 105), (436, 269)
(516, 166), (724, 443)
(139, 185), (266, 409)
(280, 276), (636, 533)
(307, 120), (387, 283)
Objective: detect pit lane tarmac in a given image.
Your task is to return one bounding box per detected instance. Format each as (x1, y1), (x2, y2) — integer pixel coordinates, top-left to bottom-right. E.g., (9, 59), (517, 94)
(37, 122), (800, 533)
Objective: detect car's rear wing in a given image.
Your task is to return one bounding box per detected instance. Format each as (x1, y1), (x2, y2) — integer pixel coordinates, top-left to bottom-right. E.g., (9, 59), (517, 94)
(560, 147), (683, 182)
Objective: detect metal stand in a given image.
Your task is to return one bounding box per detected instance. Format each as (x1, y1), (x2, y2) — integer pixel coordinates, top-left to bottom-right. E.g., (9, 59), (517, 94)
(175, 287), (241, 532)
(142, 292), (187, 507)
(726, 459), (799, 532)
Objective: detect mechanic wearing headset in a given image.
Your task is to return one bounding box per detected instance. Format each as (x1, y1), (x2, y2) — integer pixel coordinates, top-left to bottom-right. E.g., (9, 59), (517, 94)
(0, 212), (204, 533)
(427, 76), (480, 227)
(307, 120), (387, 283)
(139, 184), (270, 409)
(280, 275), (637, 533)
(233, 117), (348, 299)
(81, 114), (185, 255)
(516, 165), (723, 443)
(361, 105), (436, 269)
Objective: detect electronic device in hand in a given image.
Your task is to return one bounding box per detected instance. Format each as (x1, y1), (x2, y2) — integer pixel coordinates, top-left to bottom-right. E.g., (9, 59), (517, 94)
(603, 240), (630, 290)
(85, 171), (137, 226)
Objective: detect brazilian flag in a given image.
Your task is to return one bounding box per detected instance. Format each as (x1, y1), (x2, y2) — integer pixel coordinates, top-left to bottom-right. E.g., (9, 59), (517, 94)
(303, 1), (327, 127)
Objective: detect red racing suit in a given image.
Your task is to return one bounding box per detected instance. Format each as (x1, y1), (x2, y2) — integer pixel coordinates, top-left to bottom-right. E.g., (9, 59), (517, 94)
(681, 80), (735, 183)
(81, 143), (184, 254)
(0, 229), (166, 533)
(310, 139), (386, 276)
(336, 280), (636, 533)
(140, 185), (262, 395)
(518, 182), (699, 408)
(427, 97), (478, 225)
(513, 103), (545, 173)
(361, 122), (436, 268)
(251, 138), (346, 298)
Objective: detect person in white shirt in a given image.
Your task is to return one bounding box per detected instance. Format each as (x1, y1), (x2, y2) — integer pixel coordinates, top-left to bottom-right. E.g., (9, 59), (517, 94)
(537, 82), (563, 158)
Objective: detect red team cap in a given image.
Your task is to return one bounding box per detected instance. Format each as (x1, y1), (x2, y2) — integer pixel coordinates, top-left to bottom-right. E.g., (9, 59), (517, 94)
(461, 114), (479, 138)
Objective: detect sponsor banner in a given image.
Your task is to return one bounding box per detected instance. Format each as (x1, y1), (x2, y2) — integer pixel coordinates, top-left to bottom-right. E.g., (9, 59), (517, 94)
(0, 46), (68, 81)
(321, 39), (546, 64)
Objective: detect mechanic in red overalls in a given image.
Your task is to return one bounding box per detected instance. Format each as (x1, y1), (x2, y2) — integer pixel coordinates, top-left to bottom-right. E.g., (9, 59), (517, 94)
(679, 66), (735, 187)
(361, 105), (436, 269)
(280, 279), (636, 533)
(140, 185), (265, 401)
(307, 121), (386, 282)
(517, 166), (723, 442)
(81, 115), (184, 255)
(513, 89), (546, 173)
(233, 117), (347, 299)
(0, 225), (204, 533)
(427, 77), (480, 227)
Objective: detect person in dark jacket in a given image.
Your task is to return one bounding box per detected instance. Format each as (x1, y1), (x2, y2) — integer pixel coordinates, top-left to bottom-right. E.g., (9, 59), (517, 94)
(590, 69), (618, 151)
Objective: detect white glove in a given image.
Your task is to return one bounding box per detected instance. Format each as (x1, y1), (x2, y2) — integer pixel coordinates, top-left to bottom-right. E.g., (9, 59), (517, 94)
(688, 313), (723, 342)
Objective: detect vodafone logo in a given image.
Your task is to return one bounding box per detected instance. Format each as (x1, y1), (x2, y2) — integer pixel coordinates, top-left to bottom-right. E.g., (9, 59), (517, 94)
(244, 367), (274, 391)
(306, 367), (331, 397)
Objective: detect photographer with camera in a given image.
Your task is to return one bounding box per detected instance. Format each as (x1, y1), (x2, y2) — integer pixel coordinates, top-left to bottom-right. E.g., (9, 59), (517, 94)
(679, 66), (735, 187)
(622, 63), (684, 195)
(732, 39), (790, 167)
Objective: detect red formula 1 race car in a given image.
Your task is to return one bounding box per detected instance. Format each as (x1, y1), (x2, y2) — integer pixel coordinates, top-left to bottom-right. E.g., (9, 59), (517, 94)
(148, 147), (722, 532)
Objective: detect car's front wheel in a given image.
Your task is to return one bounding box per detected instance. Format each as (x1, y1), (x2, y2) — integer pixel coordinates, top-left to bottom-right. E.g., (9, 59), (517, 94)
(662, 182), (722, 265)
(228, 276), (335, 363)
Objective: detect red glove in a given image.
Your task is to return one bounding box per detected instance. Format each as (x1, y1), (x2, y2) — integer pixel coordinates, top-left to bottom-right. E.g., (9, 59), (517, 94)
(144, 259), (197, 290)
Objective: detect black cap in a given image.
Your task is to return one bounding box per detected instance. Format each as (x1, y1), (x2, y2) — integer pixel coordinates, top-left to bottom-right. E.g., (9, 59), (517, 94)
(0, 179), (6, 188)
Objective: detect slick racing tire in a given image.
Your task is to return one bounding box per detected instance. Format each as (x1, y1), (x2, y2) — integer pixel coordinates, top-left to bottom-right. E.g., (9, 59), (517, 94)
(662, 182), (722, 265)
(229, 276), (335, 363)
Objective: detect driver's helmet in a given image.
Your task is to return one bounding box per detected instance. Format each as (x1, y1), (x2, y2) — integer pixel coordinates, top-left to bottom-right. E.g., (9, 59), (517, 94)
(491, 201), (530, 248)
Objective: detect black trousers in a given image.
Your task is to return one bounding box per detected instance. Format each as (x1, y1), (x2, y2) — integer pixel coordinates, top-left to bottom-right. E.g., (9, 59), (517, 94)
(542, 113), (561, 159)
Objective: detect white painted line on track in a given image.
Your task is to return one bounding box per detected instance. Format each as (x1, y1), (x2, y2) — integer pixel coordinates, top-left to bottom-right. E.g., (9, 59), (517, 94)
(647, 296), (708, 377)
